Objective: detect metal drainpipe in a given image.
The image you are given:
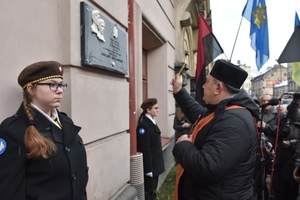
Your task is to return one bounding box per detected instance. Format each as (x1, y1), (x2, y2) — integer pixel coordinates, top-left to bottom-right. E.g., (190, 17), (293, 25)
(128, 0), (145, 199)
(128, 0), (136, 156)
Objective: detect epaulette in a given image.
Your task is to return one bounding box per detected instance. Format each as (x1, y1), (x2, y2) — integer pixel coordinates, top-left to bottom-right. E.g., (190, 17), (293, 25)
(1, 114), (20, 127)
(60, 112), (68, 117)
(59, 112), (74, 124)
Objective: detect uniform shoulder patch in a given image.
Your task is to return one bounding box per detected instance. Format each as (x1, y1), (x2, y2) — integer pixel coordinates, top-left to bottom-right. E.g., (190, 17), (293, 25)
(0, 138), (7, 155)
(138, 128), (145, 135)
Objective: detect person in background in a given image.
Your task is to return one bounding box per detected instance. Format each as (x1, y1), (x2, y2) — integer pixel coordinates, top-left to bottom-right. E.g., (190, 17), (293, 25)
(136, 98), (165, 200)
(173, 108), (191, 142)
(277, 104), (288, 114)
(255, 94), (290, 200)
(0, 61), (89, 199)
(170, 59), (259, 200)
(283, 93), (300, 200)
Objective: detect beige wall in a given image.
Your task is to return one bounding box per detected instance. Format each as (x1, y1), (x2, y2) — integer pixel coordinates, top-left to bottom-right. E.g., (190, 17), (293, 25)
(0, 0), (71, 120)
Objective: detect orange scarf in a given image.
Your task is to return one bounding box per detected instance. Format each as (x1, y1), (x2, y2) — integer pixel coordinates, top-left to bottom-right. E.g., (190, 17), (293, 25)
(173, 105), (244, 200)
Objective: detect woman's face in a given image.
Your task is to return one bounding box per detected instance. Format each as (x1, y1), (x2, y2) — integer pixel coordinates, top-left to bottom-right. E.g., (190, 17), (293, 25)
(28, 78), (65, 114)
(147, 103), (159, 118)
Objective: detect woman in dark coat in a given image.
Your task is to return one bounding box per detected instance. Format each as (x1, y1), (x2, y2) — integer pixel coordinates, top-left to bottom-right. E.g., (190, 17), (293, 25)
(0, 61), (88, 200)
(173, 108), (191, 142)
(136, 98), (165, 200)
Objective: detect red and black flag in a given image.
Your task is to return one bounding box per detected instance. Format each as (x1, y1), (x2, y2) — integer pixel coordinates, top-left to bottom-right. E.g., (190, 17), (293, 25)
(196, 14), (224, 105)
(277, 20), (300, 63)
(277, 14), (300, 86)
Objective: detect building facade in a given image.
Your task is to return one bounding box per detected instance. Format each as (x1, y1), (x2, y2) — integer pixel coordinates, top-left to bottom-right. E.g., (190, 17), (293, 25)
(239, 64), (251, 95)
(251, 64), (287, 98)
(273, 80), (288, 98)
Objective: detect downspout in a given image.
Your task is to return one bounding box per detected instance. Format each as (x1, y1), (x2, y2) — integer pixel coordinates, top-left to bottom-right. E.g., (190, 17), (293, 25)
(129, 1), (145, 199)
(128, 0), (136, 156)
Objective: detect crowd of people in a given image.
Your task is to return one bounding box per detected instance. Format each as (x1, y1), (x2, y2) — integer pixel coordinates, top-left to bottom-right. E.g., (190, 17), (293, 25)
(2, 59), (300, 200)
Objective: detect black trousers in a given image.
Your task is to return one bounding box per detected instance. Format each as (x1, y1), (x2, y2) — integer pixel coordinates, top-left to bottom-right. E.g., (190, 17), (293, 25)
(253, 155), (271, 200)
(283, 179), (299, 200)
(144, 176), (159, 200)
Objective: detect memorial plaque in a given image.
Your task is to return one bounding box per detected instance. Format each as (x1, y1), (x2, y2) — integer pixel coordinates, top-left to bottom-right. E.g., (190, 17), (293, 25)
(80, 2), (128, 75)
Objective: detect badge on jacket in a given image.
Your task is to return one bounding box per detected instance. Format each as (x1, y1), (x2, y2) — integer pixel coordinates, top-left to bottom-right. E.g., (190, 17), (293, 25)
(138, 128), (145, 135)
(0, 138), (7, 155)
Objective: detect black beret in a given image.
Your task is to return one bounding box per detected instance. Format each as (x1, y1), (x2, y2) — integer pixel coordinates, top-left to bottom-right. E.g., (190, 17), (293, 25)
(210, 60), (248, 89)
(18, 61), (63, 89)
(141, 98), (157, 110)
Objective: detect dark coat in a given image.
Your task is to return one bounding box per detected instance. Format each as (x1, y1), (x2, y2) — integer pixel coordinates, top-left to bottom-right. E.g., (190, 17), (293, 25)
(287, 101), (300, 160)
(137, 116), (165, 177)
(173, 114), (191, 142)
(0, 104), (88, 200)
(259, 106), (290, 164)
(287, 101), (300, 122)
(173, 88), (260, 200)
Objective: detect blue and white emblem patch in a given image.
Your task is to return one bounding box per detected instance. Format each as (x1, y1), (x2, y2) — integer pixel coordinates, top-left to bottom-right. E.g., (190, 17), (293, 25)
(138, 128), (145, 135)
(0, 138), (7, 155)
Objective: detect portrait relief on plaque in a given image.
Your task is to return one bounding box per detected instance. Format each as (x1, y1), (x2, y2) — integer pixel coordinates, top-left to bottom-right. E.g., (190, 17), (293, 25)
(91, 10), (105, 42)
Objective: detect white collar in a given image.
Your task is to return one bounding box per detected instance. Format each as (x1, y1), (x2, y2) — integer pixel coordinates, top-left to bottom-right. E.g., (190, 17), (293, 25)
(30, 103), (61, 128)
(145, 113), (156, 124)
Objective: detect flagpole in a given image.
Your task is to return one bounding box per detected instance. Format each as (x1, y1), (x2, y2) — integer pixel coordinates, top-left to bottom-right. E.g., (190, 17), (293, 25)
(229, 16), (243, 62)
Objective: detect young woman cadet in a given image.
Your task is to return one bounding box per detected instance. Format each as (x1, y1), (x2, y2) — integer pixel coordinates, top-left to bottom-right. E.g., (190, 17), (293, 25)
(0, 61), (89, 200)
(136, 98), (165, 200)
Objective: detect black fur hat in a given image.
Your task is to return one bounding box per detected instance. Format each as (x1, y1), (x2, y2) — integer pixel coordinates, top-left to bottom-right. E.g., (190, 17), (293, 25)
(210, 60), (248, 89)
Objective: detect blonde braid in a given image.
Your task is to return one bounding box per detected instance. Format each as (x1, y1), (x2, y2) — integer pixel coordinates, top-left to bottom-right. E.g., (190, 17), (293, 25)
(23, 90), (57, 159)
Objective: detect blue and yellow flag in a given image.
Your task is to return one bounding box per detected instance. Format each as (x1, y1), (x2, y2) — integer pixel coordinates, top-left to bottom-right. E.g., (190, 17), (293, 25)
(295, 11), (299, 30)
(292, 11), (300, 86)
(242, 0), (269, 71)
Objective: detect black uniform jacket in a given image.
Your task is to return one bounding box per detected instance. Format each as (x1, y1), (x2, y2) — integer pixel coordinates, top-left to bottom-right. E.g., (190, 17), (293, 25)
(137, 116), (165, 177)
(0, 104), (88, 200)
(173, 88), (260, 200)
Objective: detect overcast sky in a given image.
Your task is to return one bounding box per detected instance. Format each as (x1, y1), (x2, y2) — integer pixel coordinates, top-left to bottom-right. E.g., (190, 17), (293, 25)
(210, 0), (300, 76)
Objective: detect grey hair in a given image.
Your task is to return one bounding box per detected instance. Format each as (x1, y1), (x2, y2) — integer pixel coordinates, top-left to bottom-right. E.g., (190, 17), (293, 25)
(213, 78), (240, 94)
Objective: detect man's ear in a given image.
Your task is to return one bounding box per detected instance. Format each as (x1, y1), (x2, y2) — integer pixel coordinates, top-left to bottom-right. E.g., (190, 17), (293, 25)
(214, 81), (223, 95)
